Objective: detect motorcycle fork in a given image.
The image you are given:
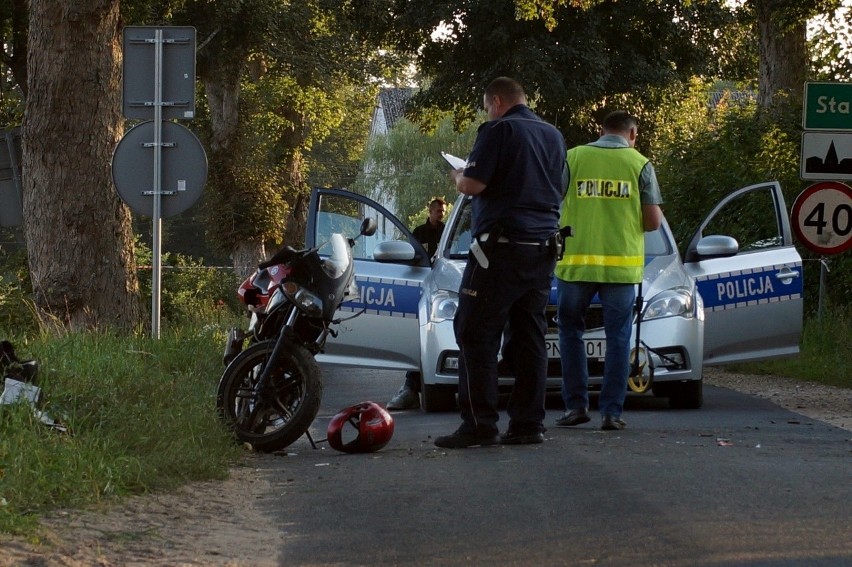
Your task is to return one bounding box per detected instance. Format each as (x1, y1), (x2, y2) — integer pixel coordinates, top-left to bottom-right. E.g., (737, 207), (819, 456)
(252, 307), (300, 406)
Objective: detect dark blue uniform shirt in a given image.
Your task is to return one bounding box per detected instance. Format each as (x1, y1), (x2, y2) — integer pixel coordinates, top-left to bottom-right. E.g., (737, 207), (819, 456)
(463, 105), (566, 241)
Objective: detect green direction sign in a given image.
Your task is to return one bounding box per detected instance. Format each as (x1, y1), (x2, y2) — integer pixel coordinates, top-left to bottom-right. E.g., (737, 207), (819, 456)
(803, 82), (852, 130)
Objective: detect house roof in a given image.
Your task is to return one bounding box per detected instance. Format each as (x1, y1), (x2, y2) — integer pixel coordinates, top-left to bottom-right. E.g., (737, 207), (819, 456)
(377, 88), (414, 130)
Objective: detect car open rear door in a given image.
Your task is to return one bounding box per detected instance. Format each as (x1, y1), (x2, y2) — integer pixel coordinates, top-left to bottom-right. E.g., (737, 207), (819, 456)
(683, 182), (804, 365)
(305, 188), (432, 371)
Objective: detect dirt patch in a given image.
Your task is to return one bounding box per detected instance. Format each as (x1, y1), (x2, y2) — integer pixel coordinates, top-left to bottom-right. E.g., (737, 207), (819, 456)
(1, 369), (849, 566)
(0, 460), (278, 567)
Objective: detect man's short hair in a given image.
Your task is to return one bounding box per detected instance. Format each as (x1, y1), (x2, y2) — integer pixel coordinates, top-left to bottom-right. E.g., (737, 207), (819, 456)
(601, 110), (637, 134)
(429, 198), (447, 209)
(485, 77), (525, 104)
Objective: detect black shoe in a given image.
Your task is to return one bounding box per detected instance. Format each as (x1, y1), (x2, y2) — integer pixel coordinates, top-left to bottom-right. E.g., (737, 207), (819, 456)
(500, 428), (545, 445)
(555, 408), (591, 427)
(601, 415), (626, 431)
(434, 428), (500, 449)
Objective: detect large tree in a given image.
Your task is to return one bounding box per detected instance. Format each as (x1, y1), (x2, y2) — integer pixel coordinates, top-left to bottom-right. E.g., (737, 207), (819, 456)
(393, 0), (731, 143)
(392, 0), (849, 129)
(22, 0), (142, 331)
(749, 0), (843, 108)
(165, 0), (404, 273)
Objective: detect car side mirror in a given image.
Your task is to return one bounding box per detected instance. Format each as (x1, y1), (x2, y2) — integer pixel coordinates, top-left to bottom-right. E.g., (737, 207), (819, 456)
(695, 234), (739, 259)
(360, 218), (377, 237)
(373, 240), (416, 262)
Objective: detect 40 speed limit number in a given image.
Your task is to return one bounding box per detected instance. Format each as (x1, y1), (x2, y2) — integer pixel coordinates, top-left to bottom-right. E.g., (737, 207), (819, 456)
(791, 181), (852, 255)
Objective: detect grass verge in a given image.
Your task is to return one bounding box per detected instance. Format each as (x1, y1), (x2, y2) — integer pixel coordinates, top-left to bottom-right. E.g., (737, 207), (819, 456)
(0, 325), (243, 537)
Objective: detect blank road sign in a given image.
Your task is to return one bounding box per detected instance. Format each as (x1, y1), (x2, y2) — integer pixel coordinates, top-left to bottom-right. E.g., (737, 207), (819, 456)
(112, 120), (207, 218)
(122, 26), (196, 120)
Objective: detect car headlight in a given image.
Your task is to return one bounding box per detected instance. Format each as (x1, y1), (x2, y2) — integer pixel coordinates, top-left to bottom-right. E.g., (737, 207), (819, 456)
(429, 290), (459, 323)
(642, 287), (693, 320)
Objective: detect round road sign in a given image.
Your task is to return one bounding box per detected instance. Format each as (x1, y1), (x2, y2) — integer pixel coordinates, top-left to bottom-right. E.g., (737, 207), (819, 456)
(111, 120), (207, 218)
(791, 181), (852, 254)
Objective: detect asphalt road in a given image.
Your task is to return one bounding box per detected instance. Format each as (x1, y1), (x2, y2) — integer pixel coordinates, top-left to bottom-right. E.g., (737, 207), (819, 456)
(247, 366), (852, 567)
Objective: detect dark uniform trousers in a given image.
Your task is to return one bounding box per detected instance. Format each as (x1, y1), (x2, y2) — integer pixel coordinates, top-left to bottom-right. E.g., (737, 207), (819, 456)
(453, 239), (556, 435)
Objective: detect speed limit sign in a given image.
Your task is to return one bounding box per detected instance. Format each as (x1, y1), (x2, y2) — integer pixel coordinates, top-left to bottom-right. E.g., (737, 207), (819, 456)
(791, 181), (852, 254)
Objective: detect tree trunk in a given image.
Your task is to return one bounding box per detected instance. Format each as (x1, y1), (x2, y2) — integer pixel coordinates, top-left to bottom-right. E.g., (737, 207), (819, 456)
(203, 71), (268, 271)
(283, 150), (308, 249)
(230, 239), (266, 279)
(200, 56), (270, 271)
(22, 0), (142, 331)
(756, 0), (807, 108)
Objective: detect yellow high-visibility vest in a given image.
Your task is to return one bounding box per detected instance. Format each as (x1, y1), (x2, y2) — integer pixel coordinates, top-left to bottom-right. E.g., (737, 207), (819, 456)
(555, 144), (647, 283)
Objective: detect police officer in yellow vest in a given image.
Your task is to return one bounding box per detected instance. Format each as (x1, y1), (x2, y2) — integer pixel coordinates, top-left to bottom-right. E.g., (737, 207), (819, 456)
(554, 111), (663, 431)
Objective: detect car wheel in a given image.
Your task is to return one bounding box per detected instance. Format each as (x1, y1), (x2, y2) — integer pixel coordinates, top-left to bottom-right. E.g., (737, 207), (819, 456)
(667, 378), (703, 409)
(421, 382), (457, 412)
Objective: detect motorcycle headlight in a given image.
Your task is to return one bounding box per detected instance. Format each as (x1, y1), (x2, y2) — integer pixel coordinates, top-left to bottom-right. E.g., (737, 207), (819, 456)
(430, 290), (459, 323)
(642, 288), (693, 320)
(282, 282), (323, 317)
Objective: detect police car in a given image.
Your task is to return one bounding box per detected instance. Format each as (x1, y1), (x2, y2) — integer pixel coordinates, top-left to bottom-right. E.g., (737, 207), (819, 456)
(305, 182), (803, 411)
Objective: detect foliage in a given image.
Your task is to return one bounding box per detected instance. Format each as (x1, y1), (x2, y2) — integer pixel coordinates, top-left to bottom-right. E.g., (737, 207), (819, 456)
(161, 0), (407, 256)
(353, 114), (477, 225)
(394, 0), (745, 139)
(306, 83), (379, 189)
(0, 329), (243, 536)
(648, 78), (851, 313)
(133, 239), (241, 325)
(808, 3), (852, 81)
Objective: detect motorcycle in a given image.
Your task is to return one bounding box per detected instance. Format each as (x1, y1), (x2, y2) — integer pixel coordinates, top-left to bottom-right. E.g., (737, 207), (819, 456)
(216, 217), (378, 452)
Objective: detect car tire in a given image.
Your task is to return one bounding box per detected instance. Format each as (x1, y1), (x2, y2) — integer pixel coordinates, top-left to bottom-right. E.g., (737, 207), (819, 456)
(421, 382), (457, 412)
(667, 378), (704, 409)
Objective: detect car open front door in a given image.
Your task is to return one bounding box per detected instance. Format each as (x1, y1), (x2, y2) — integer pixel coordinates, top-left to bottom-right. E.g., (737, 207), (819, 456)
(683, 181), (804, 365)
(305, 188), (432, 371)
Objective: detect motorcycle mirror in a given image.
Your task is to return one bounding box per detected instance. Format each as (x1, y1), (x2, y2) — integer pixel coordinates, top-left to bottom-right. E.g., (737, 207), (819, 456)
(360, 218), (377, 238)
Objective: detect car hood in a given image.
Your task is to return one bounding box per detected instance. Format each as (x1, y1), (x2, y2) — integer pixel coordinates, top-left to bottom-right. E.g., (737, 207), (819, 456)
(427, 257), (466, 294)
(642, 253), (693, 297)
(426, 253), (692, 300)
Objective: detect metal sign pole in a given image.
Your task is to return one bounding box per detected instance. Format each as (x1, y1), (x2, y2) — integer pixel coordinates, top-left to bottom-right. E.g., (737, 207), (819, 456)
(151, 29), (164, 338)
(818, 257), (827, 322)
(116, 26), (204, 338)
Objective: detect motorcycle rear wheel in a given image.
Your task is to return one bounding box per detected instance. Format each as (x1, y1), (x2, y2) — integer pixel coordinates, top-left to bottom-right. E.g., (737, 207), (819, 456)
(216, 339), (322, 452)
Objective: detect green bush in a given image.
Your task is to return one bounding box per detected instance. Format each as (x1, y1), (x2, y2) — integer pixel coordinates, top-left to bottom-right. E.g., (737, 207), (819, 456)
(134, 237), (244, 325)
(142, 253), (241, 324)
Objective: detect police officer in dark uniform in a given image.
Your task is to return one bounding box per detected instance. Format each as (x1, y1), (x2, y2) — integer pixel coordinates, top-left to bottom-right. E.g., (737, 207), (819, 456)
(434, 77), (566, 448)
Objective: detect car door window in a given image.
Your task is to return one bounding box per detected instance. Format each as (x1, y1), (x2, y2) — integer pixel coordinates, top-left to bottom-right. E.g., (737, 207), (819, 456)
(699, 186), (783, 252)
(447, 200), (473, 257)
(315, 193), (409, 261)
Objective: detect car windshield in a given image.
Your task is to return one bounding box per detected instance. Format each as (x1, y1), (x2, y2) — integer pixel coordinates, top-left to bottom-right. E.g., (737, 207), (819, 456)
(445, 197), (672, 259)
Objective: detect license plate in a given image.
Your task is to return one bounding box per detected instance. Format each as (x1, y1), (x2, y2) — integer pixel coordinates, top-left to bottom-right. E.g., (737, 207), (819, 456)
(546, 339), (606, 360)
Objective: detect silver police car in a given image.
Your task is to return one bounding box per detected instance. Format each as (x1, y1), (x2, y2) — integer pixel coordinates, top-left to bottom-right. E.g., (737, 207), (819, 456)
(305, 182), (803, 411)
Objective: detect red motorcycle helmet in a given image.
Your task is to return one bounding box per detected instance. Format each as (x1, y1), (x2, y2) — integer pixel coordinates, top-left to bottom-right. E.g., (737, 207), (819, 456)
(327, 401), (394, 453)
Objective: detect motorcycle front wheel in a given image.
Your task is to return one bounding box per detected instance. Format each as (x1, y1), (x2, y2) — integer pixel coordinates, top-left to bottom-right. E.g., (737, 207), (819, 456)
(216, 339), (322, 452)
